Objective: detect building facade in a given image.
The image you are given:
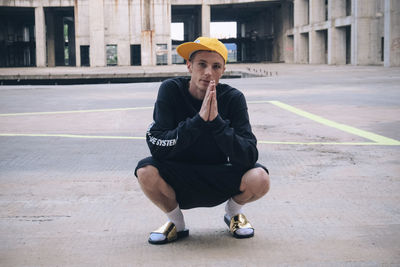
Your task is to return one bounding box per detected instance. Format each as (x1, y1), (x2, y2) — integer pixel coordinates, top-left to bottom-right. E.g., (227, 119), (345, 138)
(0, 0), (399, 68)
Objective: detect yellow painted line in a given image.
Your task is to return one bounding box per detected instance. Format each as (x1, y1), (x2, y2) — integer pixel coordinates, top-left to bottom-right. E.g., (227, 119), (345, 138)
(268, 101), (400, 146)
(0, 133), (145, 140)
(248, 100), (271, 104)
(0, 133), (389, 146)
(0, 100), (398, 146)
(258, 141), (380, 146)
(0, 101), (283, 116)
(0, 106), (153, 117)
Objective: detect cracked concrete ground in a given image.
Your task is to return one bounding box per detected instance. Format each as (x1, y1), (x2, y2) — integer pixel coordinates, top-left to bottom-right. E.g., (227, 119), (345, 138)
(0, 64), (399, 266)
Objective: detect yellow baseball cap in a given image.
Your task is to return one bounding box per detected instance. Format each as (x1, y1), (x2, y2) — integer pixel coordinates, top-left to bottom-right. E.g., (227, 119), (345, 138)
(176, 37), (228, 63)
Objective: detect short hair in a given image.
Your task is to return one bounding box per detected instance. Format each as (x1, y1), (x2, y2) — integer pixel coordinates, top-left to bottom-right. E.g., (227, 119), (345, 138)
(188, 50), (204, 62)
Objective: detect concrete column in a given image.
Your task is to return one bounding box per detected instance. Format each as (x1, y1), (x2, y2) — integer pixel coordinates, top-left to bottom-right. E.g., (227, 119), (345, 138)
(74, 3), (81, 67)
(293, 0), (301, 63)
(285, 35), (295, 63)
(168, 3), (172, 65)
(152, 0), (171, 65)
(309, 30), (316, 64)
(384, 0), (400, 67)
(141, 30), (156, 66)
(276, 1), (289, 63)
(141, 0), (155, 66)
(89, 0), (105, 67)
(281, 0), (294, 63)
(295, 32), (309, 63)
(353, 0), (380, 65)
(294, 0), (309, 63)
(294, 0), (309, 26)
(164, 1), (172, 65)
(201, 3), (210, 37)
(310, 0), (325, 23)
(130, 0), (142, 44)
(118, 0), (130, 66)
(328, 26), (346, 64)
(330, 0), (346, 18)
(34, 6), (46, 67)
(294, 34), (300, 64)
(310, 30), (326, 64)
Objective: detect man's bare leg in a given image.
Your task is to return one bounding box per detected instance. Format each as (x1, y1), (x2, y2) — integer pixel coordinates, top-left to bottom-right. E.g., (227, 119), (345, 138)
(137, 165), (186, 243)
(224, 167), (270, 237)
(136, 165), (178, 212)
(233, 167), (270, 205)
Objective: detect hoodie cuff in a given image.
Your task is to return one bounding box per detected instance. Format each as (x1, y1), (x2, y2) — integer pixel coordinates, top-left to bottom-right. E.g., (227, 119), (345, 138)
(192, 113), (208, 128)
(208, 114), (227, 131)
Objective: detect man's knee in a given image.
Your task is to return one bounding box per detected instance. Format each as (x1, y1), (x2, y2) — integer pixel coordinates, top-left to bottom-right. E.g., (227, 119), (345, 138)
(137, 165), (176, 201)
(247, 167), (270, 196)
(136, 165), (160, 189)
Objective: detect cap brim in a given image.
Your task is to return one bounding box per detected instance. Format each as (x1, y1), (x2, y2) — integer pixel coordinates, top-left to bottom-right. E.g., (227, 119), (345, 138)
(176, 42), (222, 61)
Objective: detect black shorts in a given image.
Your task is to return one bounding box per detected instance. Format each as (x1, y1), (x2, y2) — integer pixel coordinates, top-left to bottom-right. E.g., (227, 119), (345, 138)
(134, 156), (268, 210)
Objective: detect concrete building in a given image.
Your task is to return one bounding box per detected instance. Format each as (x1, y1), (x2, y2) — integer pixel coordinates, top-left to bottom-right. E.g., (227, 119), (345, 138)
(0, 0), (399, 68)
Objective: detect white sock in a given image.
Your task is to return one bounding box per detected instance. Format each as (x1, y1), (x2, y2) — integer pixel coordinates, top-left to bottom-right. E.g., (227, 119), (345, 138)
(166, 205), (185, 232)
(225, 198), (253, 236)
(149, 206), (185, 242)
(225, 198), (243, 219)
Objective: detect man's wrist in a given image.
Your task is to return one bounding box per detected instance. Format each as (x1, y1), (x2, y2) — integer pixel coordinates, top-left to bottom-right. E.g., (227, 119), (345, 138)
(208, 114), (225, 129)
(193, 113), (208, 127)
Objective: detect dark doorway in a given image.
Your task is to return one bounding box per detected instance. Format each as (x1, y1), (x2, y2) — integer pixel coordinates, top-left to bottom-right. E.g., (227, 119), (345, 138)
(0, 7), (36, 67)
(346, 0), (352, 16)
(45, 7), (75, 66)
(300, 32), (309, 63)
(131, 45), (141, 66)
(316, 29), (328, 63)
(80, 45), (90, 66)
(345, 25), (351, 64)
(171, 5), (201, 42)
(211, 2), (281, 63)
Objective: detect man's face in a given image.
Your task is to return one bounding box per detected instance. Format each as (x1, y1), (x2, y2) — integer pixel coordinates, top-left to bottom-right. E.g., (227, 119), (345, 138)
(187, 51), (226, 99)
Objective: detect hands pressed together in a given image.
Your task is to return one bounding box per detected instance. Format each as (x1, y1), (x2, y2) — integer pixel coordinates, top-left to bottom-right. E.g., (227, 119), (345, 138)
(199, 80), (218, 122)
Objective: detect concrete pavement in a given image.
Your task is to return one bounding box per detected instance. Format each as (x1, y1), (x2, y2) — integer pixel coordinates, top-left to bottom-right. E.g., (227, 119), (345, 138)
(0, 64), (399, 266)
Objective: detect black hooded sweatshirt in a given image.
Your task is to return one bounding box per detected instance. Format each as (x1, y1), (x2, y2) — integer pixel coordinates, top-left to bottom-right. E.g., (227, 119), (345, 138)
(146, 77), (258, 170)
